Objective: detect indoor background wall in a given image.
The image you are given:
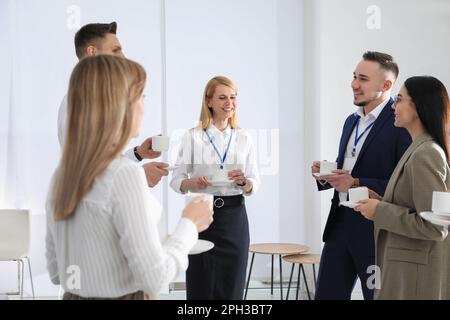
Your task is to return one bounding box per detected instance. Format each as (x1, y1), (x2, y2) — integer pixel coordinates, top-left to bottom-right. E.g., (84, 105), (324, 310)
(1, 0), (449, 298)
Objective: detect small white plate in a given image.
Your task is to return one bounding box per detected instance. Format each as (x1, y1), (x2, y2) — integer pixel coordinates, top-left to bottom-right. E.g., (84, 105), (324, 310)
(419, 211), (450, 227)
(165, 165), (180, 171)
(209, 180), (234, 187)
(189, 240), (215, 255)
(340, 201), (359, 209)
(313, 172), (335, 178)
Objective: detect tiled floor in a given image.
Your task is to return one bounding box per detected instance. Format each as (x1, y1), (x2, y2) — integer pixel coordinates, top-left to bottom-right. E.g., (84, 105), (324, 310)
(4, 280), (364, 300)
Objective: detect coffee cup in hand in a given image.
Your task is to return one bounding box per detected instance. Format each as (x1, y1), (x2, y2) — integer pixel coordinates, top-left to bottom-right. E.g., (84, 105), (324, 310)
(320, 161), (337, 175)
(349, 187), (369, 203)
(432, 191), (450, 216)
(185, 193), (214, 211)
(151, 136), (170, 152)
(183, 195), (214, 232)
(211, 170), (230, 182)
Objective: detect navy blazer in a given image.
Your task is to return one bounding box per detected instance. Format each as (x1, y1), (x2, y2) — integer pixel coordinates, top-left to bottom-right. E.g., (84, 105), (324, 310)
(318, 99), (411, 245)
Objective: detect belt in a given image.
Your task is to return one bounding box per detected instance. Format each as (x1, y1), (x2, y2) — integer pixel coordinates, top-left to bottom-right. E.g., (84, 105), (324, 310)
(213, 195), (244, 209)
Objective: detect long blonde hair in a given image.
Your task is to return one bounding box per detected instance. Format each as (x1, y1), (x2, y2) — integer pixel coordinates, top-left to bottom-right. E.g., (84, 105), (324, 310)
(53, 55), (146, 220)
(199, 76), (239, 129)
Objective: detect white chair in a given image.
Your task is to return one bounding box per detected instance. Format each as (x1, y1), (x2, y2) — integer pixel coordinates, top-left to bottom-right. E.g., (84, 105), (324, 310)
(0, 209), (35, 299)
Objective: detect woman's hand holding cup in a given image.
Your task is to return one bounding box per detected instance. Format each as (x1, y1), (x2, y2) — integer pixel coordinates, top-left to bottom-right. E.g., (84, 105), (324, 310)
(183, 196), (214, 232)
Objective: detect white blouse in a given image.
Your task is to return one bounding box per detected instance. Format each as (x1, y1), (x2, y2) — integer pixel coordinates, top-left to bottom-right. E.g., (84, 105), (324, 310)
(45, 156), (198, 298)
(170, 125), (260, 196)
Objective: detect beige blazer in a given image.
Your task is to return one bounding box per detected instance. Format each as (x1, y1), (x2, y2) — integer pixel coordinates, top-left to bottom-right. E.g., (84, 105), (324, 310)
(373, 133), (450, 300)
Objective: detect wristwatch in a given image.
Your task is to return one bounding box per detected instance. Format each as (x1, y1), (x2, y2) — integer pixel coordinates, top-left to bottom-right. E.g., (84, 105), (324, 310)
(133, 146), (143, 162)
(351, 178), (360, 188)
(237, 178), (247, 187)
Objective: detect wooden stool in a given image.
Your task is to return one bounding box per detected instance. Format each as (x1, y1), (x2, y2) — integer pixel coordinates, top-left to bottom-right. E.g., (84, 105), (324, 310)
(244, 243), (309, 300)
(283, 254), (321, 300)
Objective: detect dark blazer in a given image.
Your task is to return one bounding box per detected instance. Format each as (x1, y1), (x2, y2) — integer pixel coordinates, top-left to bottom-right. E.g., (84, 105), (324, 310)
(318, 99), (411, 246)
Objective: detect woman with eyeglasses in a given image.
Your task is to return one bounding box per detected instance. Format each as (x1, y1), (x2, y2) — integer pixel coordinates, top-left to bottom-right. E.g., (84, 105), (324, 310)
(355, 76), (450, 299)
(170, 76), (260, 300)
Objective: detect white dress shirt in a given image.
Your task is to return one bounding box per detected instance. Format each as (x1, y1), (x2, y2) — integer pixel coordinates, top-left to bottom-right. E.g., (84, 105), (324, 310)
(46, 156), (198, 297)
(57, 96), (139, 162)
(170, 125), (260, 196)
(339, 98), (390, 203)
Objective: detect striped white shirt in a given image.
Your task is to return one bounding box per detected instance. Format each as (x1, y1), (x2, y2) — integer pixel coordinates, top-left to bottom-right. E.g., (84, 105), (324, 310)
(45, 156), (198, 298)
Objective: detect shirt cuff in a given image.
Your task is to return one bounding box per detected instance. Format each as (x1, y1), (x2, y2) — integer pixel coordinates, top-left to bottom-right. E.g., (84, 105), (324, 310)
(124, 147), (140, 163)
(242, 178), (257, 196)
(170, 217), (198, 253)
(373, 201), (388, 228)
(318, 179), (328, 187)
(171, 178), (188, 195)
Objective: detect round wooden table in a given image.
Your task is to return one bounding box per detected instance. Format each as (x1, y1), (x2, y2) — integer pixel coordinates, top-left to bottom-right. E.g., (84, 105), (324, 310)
(244, 243), (309, 300)
(283, 254), (321, 300)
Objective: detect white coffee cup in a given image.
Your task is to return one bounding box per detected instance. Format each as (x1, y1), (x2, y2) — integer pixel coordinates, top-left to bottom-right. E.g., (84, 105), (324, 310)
(349, 187), (369, 203)
(320, 161), (337, 175)
(151, 135), (170, 152)
(211, 170), (230, 182)
(432, 191), (450, 216)
(185, 193), (214, 211)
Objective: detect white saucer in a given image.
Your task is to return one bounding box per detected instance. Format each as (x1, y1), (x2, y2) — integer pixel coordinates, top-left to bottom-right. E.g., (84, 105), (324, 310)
(419, 211), (450, 227)
(340, 201), (359, 209)
(209, 180), (233, 187)
(165, 165), (180, 171)
(313, 172), (335, 178)
(189, 240), (215, 255)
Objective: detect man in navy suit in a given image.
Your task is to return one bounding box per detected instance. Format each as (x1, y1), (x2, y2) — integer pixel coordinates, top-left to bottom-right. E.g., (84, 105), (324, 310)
(311, 51), (411, 300)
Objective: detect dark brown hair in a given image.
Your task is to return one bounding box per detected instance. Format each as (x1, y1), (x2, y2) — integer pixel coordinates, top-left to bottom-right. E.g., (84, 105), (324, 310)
(74, 22), (117, 58)
(404, 76), (450, 161)
(363, 51), (399, 79)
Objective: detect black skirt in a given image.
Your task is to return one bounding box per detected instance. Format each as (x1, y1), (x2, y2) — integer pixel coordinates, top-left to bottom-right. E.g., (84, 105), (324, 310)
(186, 195), (249, 300)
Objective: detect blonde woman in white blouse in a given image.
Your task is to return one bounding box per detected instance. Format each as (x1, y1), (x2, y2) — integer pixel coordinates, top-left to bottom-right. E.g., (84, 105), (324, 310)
(45, 55), (213, 300)
(170, 76), (260, 300)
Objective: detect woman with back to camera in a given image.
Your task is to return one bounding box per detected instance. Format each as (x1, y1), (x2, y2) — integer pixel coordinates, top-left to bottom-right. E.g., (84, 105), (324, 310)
(355, 76), (450, 299)
(170, 76), (260, 299)
(45, 55), (213, 300)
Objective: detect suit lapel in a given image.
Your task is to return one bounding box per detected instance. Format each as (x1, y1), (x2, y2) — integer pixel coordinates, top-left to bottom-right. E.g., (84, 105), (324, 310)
(356, 99), (394, 164)
(382, 144), (414, 203)
(338, 115), (359, 168)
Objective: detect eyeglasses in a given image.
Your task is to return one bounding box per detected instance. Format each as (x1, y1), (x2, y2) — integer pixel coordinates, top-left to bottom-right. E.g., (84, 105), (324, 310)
(393, 95), (412, 105)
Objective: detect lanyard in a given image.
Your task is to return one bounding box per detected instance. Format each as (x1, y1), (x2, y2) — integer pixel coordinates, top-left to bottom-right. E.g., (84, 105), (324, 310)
(204, 129), (233, 169)
(352, 117), (375, 157)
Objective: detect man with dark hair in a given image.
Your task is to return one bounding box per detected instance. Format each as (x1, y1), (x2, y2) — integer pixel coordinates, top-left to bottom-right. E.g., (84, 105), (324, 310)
(362, 51), (399, 80)
(58, 21), (168, 187)
(74, 22), (122, 58)
(311, 51), (411, 299)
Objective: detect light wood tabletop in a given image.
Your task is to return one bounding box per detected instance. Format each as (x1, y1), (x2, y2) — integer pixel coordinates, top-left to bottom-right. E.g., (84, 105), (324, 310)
(249, 243), (309, 255)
